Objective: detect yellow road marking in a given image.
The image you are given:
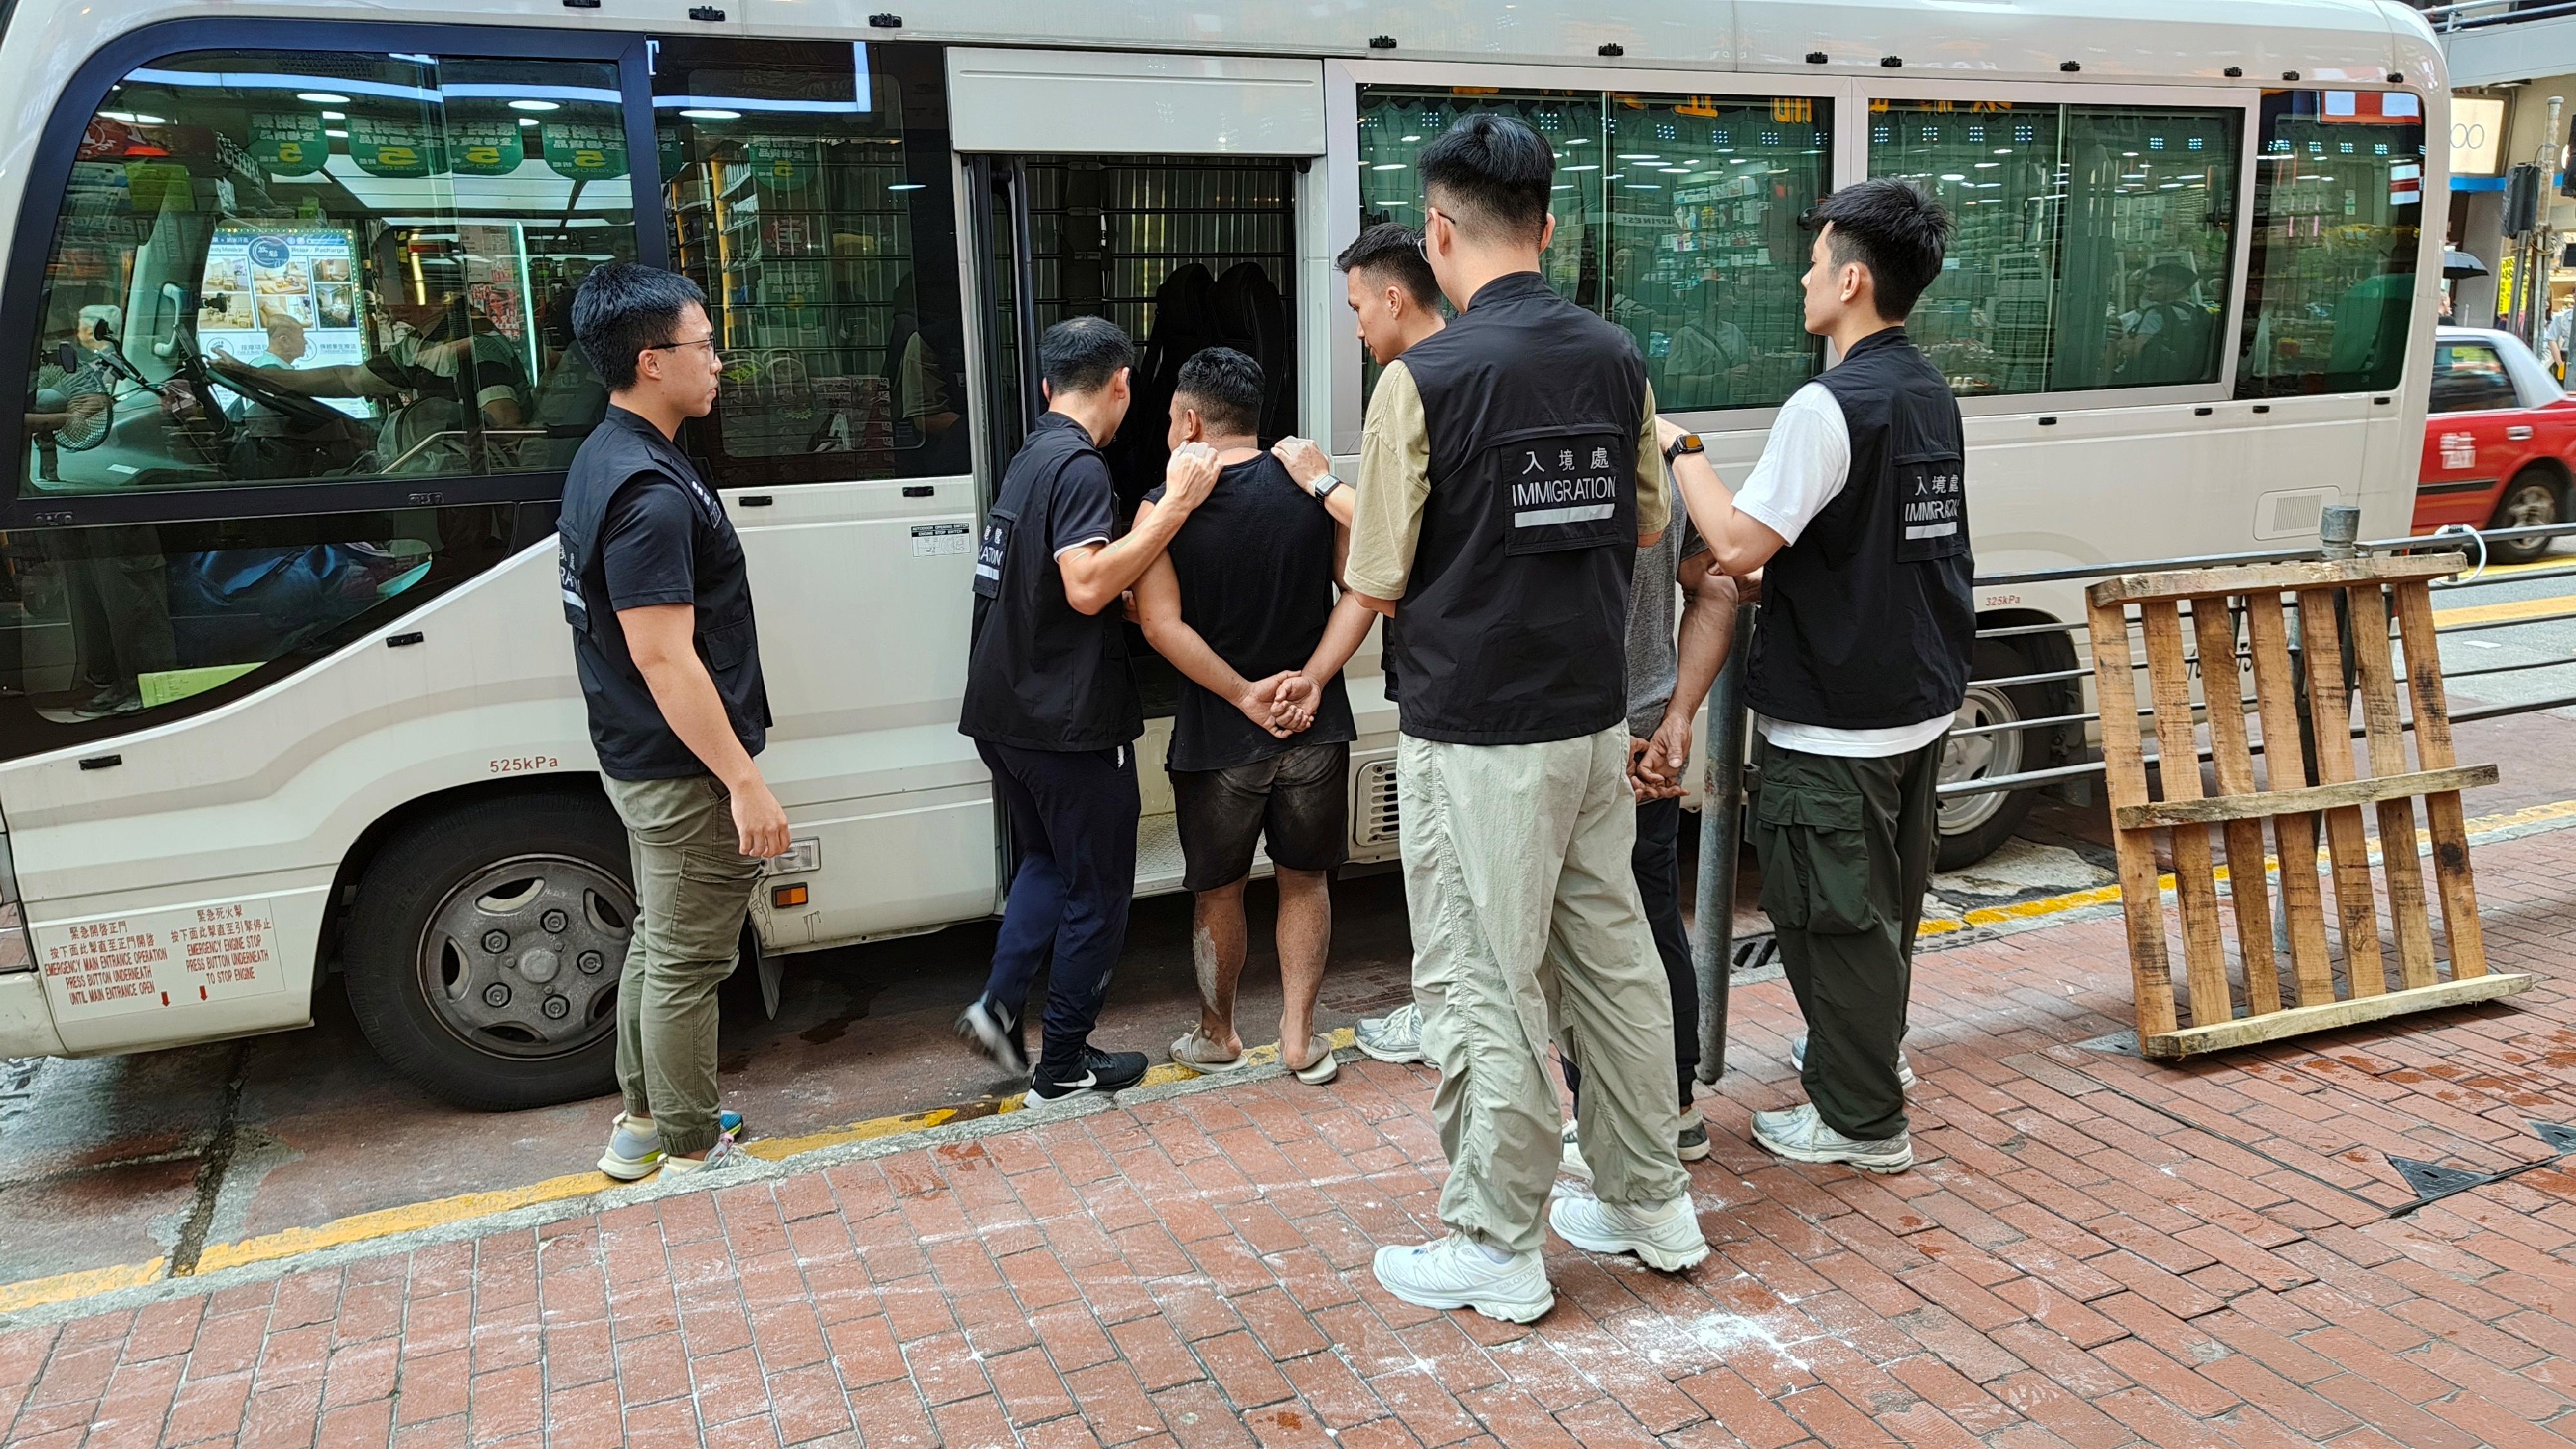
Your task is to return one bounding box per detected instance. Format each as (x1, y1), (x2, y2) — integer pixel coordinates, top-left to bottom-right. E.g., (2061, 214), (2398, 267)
(0, 1259), (167, 1316)
(2428, 593), (2576, 629)
(2443, 554), (2570, 582)
(0, 1028), (1365, 1313)
(6, 777), (2571, 1316)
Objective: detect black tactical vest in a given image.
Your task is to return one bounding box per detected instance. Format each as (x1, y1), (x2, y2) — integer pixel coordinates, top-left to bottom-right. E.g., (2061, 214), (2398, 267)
(1747, 327), (1976, 731)
(960, 412), (1142, 752)
(558, 406), (769, 781)
(1386, 272), (1645, 745)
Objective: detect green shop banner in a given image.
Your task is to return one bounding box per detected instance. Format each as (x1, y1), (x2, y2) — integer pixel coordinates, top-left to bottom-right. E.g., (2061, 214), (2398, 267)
(448, 115), (524, 177)
(743, 136), (814, 192)
(348, 115), (441, 178)
(542, 120), (628, 180)
(249, 112), (328, 177)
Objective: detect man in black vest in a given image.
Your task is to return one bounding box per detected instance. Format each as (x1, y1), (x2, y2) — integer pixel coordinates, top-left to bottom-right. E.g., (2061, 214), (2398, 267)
(956, 317), (1222, 1108)
(1667, 179), (1972, 1175)
(559, 263), (786, 1179)
(1339, 115), (1709, 1324)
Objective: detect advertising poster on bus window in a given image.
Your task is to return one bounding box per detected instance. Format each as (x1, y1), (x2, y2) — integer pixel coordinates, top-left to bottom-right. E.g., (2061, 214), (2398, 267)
(199, 223), (370, 418)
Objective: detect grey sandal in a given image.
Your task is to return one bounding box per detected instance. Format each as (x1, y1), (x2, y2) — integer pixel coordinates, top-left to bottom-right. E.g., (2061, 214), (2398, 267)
(1171, 1030), (1247, 1072)
(1285, 1033), (1340, 1086)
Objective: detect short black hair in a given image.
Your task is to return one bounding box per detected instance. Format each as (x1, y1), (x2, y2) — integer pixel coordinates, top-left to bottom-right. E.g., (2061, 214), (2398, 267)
(573, 263), (707, 391)
(1174, 346), (1264, 436)
(1801, 180), (1952, 321)
(1039, 316), (1134, 396)
(1418, 113), (1555, 246)
(1336, 223), (1440, 308)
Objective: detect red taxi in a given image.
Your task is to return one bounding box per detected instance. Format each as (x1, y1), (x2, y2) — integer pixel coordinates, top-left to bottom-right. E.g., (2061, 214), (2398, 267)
(2417, 326), (2576, 563)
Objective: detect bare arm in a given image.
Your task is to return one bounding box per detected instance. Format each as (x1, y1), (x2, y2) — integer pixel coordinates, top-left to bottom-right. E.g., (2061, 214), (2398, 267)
(1057, 443), (1220, 615)
(1662, 416), (1786, 578)
(617, 603), (791, 857)
(1132, 508), (1298, 737)
(1638, 555), (1742, 795)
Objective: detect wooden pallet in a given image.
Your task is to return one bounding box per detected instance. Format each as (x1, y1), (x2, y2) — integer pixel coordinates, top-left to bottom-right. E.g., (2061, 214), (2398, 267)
(2083, 554), (2532, 1061)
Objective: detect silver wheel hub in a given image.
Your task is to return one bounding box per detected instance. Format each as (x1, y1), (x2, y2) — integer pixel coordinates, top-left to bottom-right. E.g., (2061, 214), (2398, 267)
(417, 854), (629, 1061)
(1938, 682), (2023, 838)
(2506, 484), (2555, 529)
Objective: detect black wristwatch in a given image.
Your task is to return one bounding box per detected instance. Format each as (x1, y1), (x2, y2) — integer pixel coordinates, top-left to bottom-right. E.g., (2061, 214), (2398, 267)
(1662, 433), (1704, 464)
(1310, 473), (1343, 502)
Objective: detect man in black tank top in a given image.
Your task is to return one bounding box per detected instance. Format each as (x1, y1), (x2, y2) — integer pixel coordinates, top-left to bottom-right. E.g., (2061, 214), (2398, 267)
(1133, 349), (1356, 1088)
(1666, 181), (1973, 1176)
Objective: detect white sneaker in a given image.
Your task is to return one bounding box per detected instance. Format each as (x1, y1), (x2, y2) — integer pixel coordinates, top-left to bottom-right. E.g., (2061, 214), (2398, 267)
(1548, 1192), (1710, 1273)
(1750, 1102), (1913, 1173)
(1355, 1001), (1426, 1064)
(1370, 1235), (1553, 1324)
(1790, 1035), (1917, 1090)
(1558, 1119), (1592, 1182)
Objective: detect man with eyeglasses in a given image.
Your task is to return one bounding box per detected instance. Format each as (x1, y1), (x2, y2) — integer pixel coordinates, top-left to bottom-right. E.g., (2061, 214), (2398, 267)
(558, 262), (787, 1179)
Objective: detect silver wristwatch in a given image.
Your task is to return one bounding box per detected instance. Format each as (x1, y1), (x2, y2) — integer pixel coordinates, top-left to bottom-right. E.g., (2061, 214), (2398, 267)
(1310, 473), (1343, 502)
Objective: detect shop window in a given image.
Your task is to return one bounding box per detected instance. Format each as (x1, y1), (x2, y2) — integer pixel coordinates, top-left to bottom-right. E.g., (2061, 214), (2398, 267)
(23, 51), (638, 497)
(1870, 100), (2240, 395)
(656, 39), (965, 486)
(2236, 90), (2425, 397)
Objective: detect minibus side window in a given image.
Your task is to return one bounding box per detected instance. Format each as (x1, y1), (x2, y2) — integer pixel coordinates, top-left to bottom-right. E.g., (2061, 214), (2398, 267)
(2235, 91), (2425, 399)
(1868, 100), (2240, 397)
(1353, 87), (1833, 412)
(654, 39), (965, 488)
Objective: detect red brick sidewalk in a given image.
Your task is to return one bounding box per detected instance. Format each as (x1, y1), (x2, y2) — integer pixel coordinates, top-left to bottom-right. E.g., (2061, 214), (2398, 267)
(7, 823), (2576, 1448)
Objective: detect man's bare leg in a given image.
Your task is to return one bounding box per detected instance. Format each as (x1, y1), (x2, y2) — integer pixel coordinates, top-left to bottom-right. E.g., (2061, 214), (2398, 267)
(1274, 867), (1332, 1069)
(1193, 880), (1250, 1055)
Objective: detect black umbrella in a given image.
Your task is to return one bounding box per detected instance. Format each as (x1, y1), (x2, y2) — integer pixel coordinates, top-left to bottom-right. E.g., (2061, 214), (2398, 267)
(2444, 247), (2492, 281)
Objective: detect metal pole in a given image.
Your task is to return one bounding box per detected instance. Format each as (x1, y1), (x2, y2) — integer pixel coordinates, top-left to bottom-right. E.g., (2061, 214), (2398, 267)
(1692, 601), (1753, 1084)
(2540, 99), (2566, 354)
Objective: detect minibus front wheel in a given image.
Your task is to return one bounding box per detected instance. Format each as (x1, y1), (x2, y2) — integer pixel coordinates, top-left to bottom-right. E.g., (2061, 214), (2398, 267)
(343, 790), (630, 1110)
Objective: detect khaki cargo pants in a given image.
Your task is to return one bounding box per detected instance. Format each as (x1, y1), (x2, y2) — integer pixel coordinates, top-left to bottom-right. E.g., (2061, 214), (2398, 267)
(603, 773), (765, 1157)
(1397, 725), (1690, 1256)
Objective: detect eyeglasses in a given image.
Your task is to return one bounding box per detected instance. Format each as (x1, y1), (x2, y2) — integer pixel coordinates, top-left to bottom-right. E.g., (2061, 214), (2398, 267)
(647, 334), (719, 355)
(1417, 207), (1444, 261)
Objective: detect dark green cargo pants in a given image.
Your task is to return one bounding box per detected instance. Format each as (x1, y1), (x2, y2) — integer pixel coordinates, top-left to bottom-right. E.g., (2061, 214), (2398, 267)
(1752, 734), (1942, 1142)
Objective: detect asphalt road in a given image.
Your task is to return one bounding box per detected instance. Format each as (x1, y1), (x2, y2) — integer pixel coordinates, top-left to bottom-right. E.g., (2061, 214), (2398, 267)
(6, 544), (2576, 1302)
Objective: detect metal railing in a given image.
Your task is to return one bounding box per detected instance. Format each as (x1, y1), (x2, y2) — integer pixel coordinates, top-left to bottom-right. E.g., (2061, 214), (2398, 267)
(2425, 0), (2576, 32)
(1689, 509), (2576, 1080)
(1934, 516), (2576, 804)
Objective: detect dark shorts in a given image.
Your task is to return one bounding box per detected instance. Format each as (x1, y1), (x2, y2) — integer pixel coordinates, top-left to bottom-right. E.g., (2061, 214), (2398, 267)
(1169, 741), (1350, 893)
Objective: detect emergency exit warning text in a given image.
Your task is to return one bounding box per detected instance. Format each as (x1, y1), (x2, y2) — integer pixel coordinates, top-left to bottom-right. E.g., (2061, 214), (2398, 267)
(40, 900), (282, 1020)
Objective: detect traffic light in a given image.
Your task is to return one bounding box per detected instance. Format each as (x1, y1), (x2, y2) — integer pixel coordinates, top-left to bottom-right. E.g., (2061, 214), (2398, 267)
(2508, 162), (2542, 236)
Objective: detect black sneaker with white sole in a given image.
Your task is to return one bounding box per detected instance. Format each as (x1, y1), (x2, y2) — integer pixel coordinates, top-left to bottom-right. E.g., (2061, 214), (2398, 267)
(1024, 1047), (1150, 1107)
(956, 995), (1030, 1077)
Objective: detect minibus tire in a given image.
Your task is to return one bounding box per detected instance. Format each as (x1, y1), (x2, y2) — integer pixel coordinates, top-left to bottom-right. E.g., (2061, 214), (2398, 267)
(343, 791), (632, 1111)
(1934, 639), (2047, 871)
